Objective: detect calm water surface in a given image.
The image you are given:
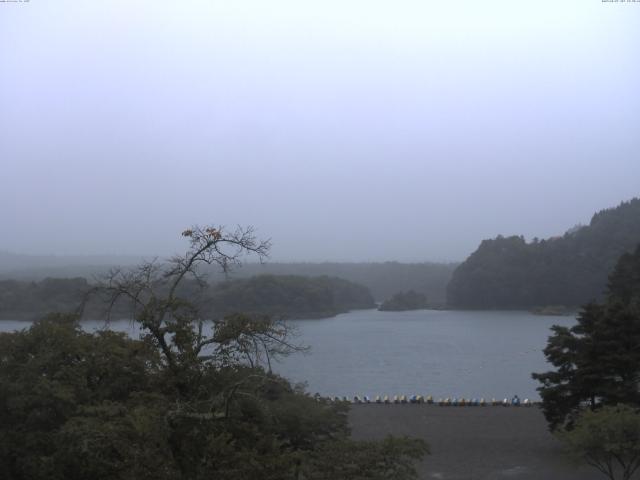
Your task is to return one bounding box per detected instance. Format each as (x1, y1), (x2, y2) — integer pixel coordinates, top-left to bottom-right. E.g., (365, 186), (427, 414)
(277, 309), (575, 400)
(1, 309), (576, 400)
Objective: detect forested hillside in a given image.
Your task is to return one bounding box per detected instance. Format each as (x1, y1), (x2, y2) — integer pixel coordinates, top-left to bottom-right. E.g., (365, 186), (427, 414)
(1, 259), (457, 304)
(447, 198), (640, 309)
(206, 262), (456, 303)
(207, 275), (374, 319)
(0, 275), (374, 320)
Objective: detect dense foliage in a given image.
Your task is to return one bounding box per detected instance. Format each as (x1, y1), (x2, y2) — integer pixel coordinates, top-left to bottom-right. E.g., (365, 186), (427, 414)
(0, 315), (427, 480)
(208, 274), (374, 319)
(0, 225), (427, 479)
(378, 290), (428, 311)
(557, 405), (640, 480)
(447, 198), (640, 308)
(532, 244), (640, 430)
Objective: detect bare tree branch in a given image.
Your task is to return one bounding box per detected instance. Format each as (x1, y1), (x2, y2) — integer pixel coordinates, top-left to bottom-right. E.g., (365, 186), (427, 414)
(83, 225), (301, 382)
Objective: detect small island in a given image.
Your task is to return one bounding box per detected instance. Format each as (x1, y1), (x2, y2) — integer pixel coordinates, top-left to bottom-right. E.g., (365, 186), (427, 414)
(378, 290), (429, 311)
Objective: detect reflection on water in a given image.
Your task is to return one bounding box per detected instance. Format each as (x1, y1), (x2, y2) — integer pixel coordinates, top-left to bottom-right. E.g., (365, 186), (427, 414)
(1, 309), (576, 399)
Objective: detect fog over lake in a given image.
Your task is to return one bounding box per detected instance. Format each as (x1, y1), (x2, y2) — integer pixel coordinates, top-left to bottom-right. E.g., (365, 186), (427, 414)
(2, 1), (639, 263)
(1, 310), (575, 400)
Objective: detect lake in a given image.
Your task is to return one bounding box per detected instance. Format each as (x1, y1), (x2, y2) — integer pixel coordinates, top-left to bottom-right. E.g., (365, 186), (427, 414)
(0, 309), (576, 400)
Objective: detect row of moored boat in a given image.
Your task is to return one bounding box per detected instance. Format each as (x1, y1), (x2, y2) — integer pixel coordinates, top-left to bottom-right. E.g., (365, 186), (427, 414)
(328, 395), (534, 406)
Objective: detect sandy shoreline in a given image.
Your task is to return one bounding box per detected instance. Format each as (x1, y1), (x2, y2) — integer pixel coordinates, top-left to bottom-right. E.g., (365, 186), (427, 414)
(349, 404), (602, 480)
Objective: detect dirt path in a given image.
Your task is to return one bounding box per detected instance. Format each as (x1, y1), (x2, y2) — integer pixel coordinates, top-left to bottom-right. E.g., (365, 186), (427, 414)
(349, 404), (604, 480)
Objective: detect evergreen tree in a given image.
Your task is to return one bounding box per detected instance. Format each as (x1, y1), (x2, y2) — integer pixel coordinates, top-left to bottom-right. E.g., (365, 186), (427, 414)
(533, 244), (640, 430)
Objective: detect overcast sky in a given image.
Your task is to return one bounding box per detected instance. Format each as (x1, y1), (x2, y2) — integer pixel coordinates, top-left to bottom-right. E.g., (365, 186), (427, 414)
(1, 1), (639, 262)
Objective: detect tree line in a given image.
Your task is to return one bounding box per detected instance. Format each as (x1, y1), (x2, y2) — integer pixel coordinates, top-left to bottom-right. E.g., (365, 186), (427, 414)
(0, 255), (457, 305)
(0, 274), (374, 321)
(207, 261), (456, 304)
(208, 274), (374, 319)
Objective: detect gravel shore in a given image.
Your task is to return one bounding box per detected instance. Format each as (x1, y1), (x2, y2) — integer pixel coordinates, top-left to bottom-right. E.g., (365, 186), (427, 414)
(349, 404), (603, 480)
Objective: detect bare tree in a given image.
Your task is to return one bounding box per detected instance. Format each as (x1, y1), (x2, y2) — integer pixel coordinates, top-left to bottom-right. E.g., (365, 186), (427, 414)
(211, 312), (307, 372)
(85, 225), (303, 379)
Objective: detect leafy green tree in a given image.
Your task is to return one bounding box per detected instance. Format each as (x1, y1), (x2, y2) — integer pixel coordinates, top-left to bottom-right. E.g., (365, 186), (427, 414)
(533, 244), (640, 430)
(557, 405), (640, 480)
(0, 314), (164, 480)
(0, 225), (428, 480)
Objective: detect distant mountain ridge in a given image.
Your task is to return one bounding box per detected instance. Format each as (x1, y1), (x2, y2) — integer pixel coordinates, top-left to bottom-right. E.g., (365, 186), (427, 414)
(0, 254), (457, 304)
(446, 198), (640, 309)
